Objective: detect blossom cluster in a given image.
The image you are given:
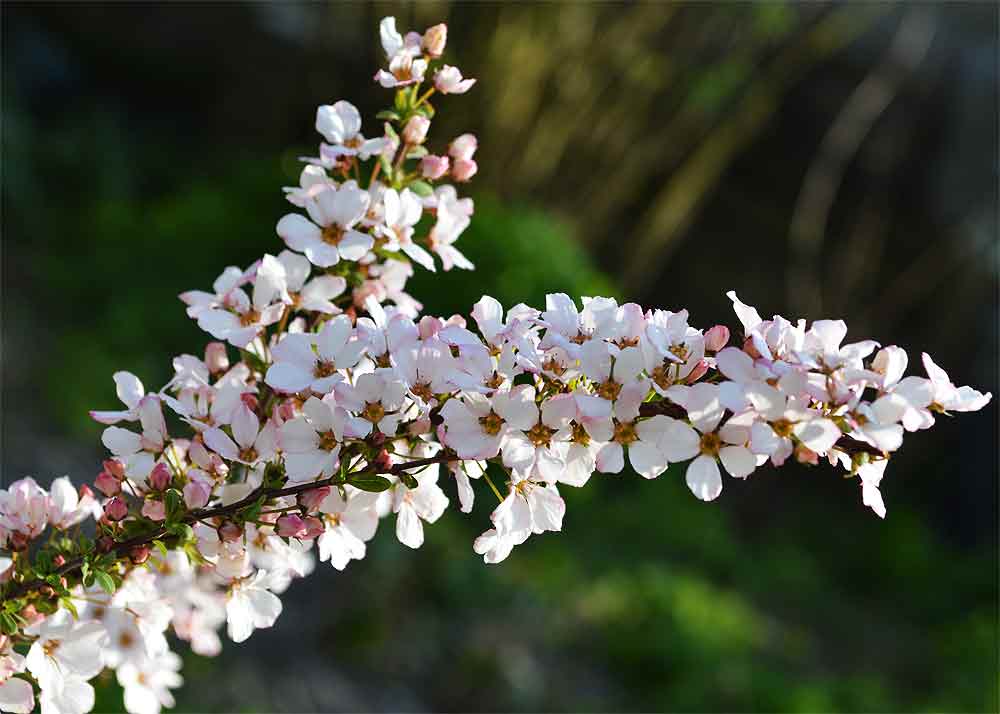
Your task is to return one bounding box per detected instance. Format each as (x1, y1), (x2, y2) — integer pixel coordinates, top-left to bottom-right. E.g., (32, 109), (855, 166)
(0, 16), (990, 714)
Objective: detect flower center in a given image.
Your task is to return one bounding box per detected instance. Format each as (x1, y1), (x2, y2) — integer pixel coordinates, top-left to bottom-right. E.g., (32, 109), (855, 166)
(239, 308), (261, 327)
(526, 422), (556, 448)
(612, 420), (638, 445)
(699, 432), (721, 457)
(484, 372), (504, 390)
(318, 430), (339, 451)
(669, 344), (689, 361)
(596, 379), (622, 402)
(411, 382), (434, 402)
(313, 360), (337, 378)
(542, 356), (566, 377)
(361, 402), (386, 424)
(478, 410), (504, 436)
(322, 225), (345, 246)
(651, 364), (672, 391)
(570, 422), (590, 446)
(772, 418), (794, 438)
(119, 631), (135, 649)
(239, 446), (258, 462)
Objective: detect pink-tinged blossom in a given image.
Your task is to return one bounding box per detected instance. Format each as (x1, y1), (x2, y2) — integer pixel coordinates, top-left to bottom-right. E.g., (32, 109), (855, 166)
(316, 487), (379, 570)
(277, 250), (347, 315)
(374, 18), (427, 88)
(315, 100), (387, 160)
(48, 477), (100, 529)
(265, 315), (367, 394)
(276, 181), (373, 268)
(448, 134), (478, 161)
(377, 188), (436, 271)
(194, 255), (288, 348)
(421, 154), (450, 179)
(922, 352), (992, 413)
(0, 641), (33, 714)
(435, 65), (476, 94)
(89, 371), (146, 425)
(203, 405), (277, 466)
(391, 468), (449, 549)
(116, 650), (183, 714)
(225, 570), (283, 644)
(279, 397), (371, 484)
(0, 477), (51, 539)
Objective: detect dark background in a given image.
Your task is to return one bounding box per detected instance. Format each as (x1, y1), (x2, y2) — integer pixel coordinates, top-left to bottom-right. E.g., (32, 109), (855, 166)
(2, 2), (997, 712)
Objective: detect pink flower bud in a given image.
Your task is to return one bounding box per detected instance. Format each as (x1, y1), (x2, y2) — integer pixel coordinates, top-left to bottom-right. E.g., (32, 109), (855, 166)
(8, 532), (29, 552)
(298, 486), (330, 513)
(240, 393), (259, 413)
(141, 499), (166, 522)
(19, 605), (41, 625)
(129, 545), (151, 565)
(794, 444), (820, 466)
(374, 448), (393, 473)
(149, 463), (172, 492)
(452, 158), (477, 182)
(96, 535), (115, 553)
(104, 497), (128, 522)
(205, 342), (230, 373)
(52, 554), (66, 568)
(704, 325), (730, 352)
(422, 23), (447, 58)
(408, 417), (432, 436)
(686, 359), (709, 384)
(302, 516), (325, 540)
(104, 459), (126, 479)
(277, 401), (297, 422)
(403, 116), (430, 145)
(421, 154), (450, 180)
(94, 470), (121, 497)
(275, 514), (307, 539)
(448, 133), (477, 161)
(184, 479), (210, 509)
(218, 521), (242, 543)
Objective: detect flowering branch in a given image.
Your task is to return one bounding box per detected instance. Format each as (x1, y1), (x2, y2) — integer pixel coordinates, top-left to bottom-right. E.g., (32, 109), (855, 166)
(0, 16), (989, 714)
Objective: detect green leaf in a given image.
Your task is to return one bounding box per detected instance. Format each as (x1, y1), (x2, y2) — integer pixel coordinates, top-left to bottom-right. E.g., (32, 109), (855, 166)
(349, 475), (393, 493)
(94, 571), (116, 595)
(152, 539), (169, 558)
(0, 612), (17, 636)
(394, 90), (409, 113)
(60, 596), (79, 619)
(376, 110), (401, 122)
(399, 472), (419, 490)
(408, 181), (434, 198)
(406, 145), (429, 160)
(166, 523), (195, 543)
(164, 488), (184, 522)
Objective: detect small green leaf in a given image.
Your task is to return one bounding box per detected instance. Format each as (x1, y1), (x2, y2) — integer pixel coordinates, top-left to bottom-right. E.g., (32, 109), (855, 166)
(406, 145), (429, 160)
(60, 596), (79, 619)
(376, 110), (401, 122)
(394, 90), (409, 113)
(94, 571), (116, 595)
(167, 523), (195, 543)
(0, 612), (17, 636)
(408, 181), (434, 198)
(152, 539), (169, 558)
(349, 475), (393, 493)
(399, 472), (419, 490)
(164, 489), (184, 522)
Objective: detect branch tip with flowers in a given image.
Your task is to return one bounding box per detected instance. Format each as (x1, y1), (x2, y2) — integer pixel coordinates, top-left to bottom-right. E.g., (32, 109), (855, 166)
(0, 16), (991, 714)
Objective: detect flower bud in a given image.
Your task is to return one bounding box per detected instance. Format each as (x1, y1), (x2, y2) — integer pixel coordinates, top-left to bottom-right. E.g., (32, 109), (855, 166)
(19, 605), (42, 625)
(374, 448), (393, 473)
(8, 532), (29, 552)
(422, 23), (447, 58)
(277, 401), (297, 422)
(794, 444), (820, 466)
(240, 393), (259, 414)
(686, 359), (709, 384)
(141, 499), (166, 522)
(275, 514), (307, 539)
(703, 325), (730, 352)
(52, 554), (66, 568)
(184, 479), (210, 509)
(0, 634), (8, 650)
(218, 521), (242, 543)
(295, 487), (327, 514)
(149, 463), (172, 492)
(302, 516), (325, 540)
(104, 497), (128, 522)
(205, 342), (230, 373)
(421, 154), (450, 180)
(403, 115), (430, 145)
(94, 470), (121, 497)
(96, 535), (115, 554)
(370, 430), (386, 448)
(451, 158), (477, 182)
(448, 133), (477, 160)
(129, 544), (151, 565)
(104, 458), (126, 479)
